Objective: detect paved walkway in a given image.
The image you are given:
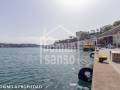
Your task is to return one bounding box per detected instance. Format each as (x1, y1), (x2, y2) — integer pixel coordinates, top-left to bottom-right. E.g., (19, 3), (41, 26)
(92, 49), (120, 90)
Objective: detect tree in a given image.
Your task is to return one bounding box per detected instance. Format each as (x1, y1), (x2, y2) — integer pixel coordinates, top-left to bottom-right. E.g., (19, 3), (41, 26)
(100, 24), (113, 33)
(113, 20), (120, 26)
(96, 29), (100, 33)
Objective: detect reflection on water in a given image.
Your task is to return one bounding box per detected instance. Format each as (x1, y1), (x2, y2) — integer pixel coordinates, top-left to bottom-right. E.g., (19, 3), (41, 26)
(0, 48), (93, 90)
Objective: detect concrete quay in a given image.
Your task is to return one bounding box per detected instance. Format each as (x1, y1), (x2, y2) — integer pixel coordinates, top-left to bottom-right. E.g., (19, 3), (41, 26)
(92, 48), (120, 90)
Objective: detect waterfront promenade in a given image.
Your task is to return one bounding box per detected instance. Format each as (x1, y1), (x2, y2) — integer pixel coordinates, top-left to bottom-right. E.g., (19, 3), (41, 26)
(92, 49), (120, 90)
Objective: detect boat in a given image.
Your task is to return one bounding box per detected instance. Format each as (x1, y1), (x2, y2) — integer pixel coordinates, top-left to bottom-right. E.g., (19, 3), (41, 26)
(83, 39), (95, 51)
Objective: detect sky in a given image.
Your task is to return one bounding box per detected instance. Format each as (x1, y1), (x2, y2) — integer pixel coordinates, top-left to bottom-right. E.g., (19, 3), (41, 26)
(0, 0), (120, 44)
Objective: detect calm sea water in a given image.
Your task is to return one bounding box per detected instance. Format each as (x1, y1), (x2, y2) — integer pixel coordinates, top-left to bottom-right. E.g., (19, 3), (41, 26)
(0, 48), (93, 90)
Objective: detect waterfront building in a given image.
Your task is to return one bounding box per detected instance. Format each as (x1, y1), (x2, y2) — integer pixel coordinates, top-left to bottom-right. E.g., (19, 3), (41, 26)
(97, 25), (120, 47)
(76, 31), (89, 40)
(113, 31), (120, 47)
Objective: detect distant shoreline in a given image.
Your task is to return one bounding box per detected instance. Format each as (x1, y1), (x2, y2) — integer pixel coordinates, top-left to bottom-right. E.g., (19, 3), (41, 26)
(0, 43), (40, 48)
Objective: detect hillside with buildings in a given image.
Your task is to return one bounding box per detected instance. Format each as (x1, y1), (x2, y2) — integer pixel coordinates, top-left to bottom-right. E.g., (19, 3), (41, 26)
(45, 20), (120, 49)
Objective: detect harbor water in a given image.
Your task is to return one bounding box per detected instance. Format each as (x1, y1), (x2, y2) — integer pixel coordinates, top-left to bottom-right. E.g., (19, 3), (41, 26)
(0, 48), (93, 90)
